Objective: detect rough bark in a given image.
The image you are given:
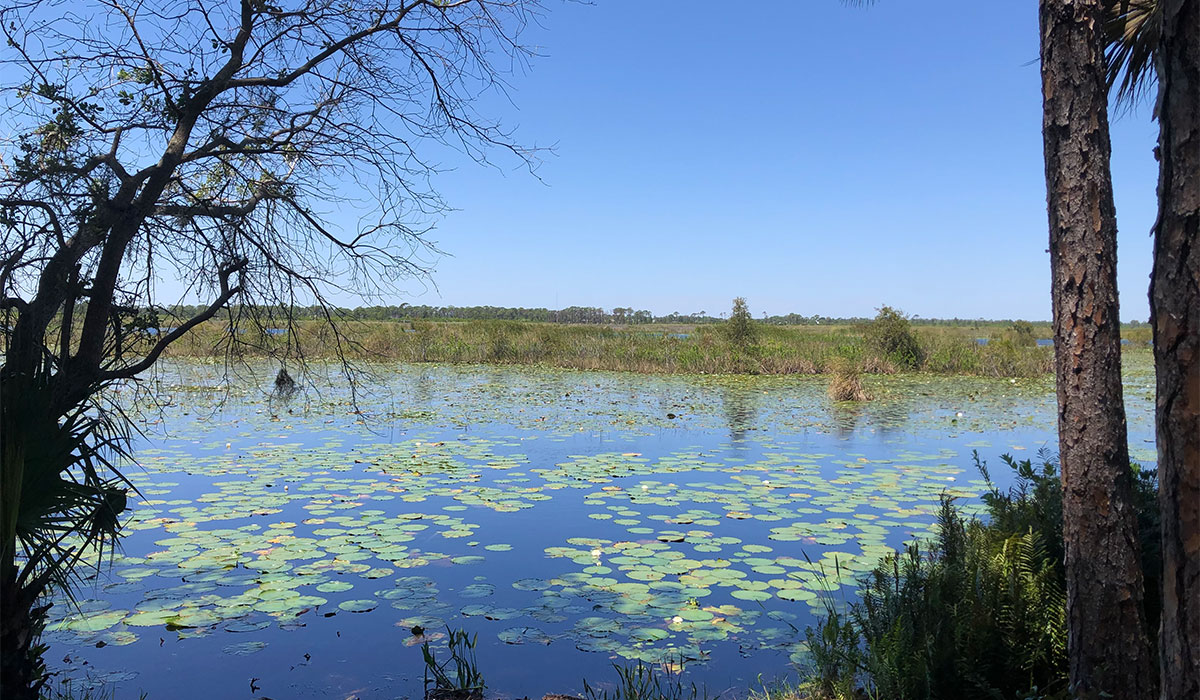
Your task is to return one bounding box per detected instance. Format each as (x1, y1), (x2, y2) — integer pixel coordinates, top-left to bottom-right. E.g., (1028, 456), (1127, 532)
(1152, 1), (1200, 697)
(1039, 1), (1156, 697)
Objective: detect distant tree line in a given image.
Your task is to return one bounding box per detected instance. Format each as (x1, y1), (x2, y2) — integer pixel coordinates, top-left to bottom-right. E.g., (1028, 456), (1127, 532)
(152, 304), (1105, 328)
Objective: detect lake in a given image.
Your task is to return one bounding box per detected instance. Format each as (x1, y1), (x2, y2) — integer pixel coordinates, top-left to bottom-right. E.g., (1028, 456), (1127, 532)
(42, 355), (1158, 699)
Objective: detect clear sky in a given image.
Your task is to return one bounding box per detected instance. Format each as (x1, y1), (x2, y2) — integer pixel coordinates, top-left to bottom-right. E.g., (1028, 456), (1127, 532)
(370, 0), (1162, 321)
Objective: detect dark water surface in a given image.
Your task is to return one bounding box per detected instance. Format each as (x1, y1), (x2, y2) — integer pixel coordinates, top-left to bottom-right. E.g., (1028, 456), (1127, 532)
(43, 356), (1157, 699)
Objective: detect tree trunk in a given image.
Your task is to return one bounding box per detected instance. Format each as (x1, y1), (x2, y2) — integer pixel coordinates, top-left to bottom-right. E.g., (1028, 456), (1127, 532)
(0, 571), (48, 700)
(1, 386), (35, 698)
(1152, 1), (1200, 698)
(1, 332), (49, 699)
(1039, 1), (1156, 697)
(0, 562), (49, 700)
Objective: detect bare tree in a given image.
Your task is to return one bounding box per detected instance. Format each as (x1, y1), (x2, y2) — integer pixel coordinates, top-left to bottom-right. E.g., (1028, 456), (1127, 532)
(0, 0), (541, 696)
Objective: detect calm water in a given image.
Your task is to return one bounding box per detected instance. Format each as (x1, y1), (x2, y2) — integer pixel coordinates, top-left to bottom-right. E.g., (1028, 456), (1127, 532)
(43, 356), (1157, 698)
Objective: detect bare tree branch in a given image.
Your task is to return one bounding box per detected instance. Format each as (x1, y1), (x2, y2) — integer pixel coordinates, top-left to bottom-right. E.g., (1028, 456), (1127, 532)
(100, 256), (247, 381)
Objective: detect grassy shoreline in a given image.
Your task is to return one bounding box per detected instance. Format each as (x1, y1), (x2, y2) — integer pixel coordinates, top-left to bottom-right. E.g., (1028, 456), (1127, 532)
(160, 319), (1076, 378)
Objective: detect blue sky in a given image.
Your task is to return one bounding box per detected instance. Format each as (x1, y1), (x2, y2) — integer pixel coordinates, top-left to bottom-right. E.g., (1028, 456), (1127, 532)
(381, 1), (1162, 321)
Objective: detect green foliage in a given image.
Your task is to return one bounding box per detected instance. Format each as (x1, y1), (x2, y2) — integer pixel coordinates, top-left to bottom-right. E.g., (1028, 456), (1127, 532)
(165, 317), (1064, 378)
(803, 557), (862, 700)
(863, 307), (923, 370)
(974, 338), (1053, 377)
(582, 661), (706, 700)
(850, 501), (1068, 699)
(802, 451), (1161, 700)
(746, 679), (825, 700)
(724, 298), (758, 349)
(1011, 321), (1036, 347)
(1103, 0), (1161, 107)
(1122, 324), (1153, 345)
(976, 451), (1063, 573)
(421, 628), (485, 698)
(3, 387), (131, 598)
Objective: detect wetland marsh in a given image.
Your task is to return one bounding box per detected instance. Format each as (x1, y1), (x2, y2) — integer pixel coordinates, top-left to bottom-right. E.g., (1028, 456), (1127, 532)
(43, 352), (1157, 698)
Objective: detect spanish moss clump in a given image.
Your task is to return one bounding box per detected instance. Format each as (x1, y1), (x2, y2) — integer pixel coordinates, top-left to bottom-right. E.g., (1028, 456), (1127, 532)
(274, 367), (297, 397)
(827, 359), (869, 401)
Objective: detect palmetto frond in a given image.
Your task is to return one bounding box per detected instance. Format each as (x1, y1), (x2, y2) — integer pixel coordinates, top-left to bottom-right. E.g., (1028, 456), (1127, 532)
(1104, 0), (1162, 109)
(8, 387), (135, 599)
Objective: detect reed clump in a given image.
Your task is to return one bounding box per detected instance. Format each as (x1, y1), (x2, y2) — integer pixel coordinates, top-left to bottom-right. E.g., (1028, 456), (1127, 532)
(826, 359), (869, 401)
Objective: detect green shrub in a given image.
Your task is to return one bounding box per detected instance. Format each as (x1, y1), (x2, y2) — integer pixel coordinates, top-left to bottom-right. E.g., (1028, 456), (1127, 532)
(863, 306), (923, 369)
(1122, 325), (1153, 346)
(724, 297), (758, 348)
(920, 335), (981, 374)
(975, 339), (1053, 377)
(803, 451), (1160, 700)
(1011, 320), (1037, 347)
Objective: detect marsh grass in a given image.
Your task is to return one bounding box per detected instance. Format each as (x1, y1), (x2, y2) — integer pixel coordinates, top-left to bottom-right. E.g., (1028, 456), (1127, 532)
(582, 661), (706, 700)
(151, 318), (1069, 378)
(747, 678), (835, 700)
(40, 679), (147, 700)
(421, 628), (485, 700)
(826, 359), (869, 401)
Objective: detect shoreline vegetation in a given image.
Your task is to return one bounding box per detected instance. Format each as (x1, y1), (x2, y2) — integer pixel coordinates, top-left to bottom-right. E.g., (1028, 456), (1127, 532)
(155, 311), (1150, 379)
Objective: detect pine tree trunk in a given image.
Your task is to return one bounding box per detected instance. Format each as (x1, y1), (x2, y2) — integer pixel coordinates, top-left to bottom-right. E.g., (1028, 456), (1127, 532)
(1039, 0), (1155, 697)
(1152, 1), (1200, 697)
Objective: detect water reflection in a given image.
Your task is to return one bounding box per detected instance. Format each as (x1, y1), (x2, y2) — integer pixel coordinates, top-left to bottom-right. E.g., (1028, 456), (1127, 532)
(830, 401), (864, 438)
(721, 387), (758, 444)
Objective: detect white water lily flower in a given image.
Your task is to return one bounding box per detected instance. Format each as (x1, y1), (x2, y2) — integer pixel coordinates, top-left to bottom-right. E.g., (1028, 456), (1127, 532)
(672, 616), (684, 624)
(591, 549), (602, 557)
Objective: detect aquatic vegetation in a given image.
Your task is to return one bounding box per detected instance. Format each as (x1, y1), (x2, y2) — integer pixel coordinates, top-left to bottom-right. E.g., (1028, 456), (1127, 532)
(582, 661), (707, 700)
(161, 318), (1062, 378)
(422, 628), (485, 699)
(825, 360), (868, 402)
(800, 452), (1161, 700)
(35, 357), (1155, 699)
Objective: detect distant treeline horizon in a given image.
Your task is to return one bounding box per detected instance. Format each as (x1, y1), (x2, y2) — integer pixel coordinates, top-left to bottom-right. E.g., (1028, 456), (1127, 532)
(152, 303), (1149, 327)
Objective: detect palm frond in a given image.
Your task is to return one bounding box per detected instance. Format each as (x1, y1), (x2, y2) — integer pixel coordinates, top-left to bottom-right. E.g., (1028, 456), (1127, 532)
(12, 394), (135, 598)
(1104, 0), (1161, 110)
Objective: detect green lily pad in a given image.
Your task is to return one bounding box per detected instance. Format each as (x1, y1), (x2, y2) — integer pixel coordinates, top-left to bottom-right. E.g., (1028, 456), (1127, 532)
(222, 641), (268, 656)
(338, 599), (378, 613)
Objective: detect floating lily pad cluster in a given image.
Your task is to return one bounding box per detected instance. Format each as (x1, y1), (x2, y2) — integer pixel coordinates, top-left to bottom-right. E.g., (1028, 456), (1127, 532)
(134, 357), (1087, 440)
(45, 430), (981, 668)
